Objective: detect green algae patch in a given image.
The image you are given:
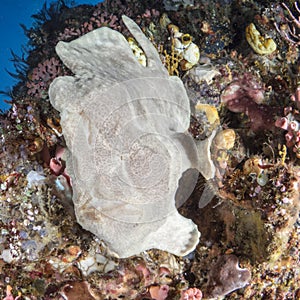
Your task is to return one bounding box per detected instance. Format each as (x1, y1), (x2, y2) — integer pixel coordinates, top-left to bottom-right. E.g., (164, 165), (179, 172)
(234, 209), (272, 264)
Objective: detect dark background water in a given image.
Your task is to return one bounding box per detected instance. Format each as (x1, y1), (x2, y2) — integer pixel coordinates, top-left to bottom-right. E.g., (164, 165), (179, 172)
(0, 0), (102, 111)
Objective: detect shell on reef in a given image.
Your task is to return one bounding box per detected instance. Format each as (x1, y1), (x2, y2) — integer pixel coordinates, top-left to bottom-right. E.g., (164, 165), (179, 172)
(48, 16), (208, 258)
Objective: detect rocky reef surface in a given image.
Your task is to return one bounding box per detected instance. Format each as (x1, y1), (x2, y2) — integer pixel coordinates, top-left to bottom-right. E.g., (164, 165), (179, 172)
(0, 0), (299, 299)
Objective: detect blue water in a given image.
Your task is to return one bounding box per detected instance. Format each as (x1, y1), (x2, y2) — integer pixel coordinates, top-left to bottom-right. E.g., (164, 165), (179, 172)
(0, 0), (102, 112)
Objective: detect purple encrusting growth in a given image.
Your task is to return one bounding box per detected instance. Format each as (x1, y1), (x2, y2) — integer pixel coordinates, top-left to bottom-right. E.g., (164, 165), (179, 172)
(205, 254), (251, 298)
(221, 73), (281, 132)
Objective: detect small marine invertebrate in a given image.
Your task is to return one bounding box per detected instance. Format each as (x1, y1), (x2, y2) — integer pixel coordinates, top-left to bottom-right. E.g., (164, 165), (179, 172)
(163, 24), (199, 74)
(205, 254), (251, 298)
(180, 287), (202, 300)
(245, 23), (277, 55)
(243, 156), (262, 176)
(173, 30), (200, 71)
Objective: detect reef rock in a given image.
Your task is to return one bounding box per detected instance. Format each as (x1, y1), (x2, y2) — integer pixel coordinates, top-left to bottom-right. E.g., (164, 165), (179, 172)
(205, 254), (251, 298)
(49, 16), (207, 258)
